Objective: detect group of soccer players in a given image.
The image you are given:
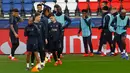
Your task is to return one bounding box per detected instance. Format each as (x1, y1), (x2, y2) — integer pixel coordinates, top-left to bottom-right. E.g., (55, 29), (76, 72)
(8, 2), (71, 70)
(8, 1), (129, 71)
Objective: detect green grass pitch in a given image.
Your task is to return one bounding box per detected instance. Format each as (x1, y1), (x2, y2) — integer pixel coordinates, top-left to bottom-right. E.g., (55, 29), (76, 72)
(0, 54), (130, 73)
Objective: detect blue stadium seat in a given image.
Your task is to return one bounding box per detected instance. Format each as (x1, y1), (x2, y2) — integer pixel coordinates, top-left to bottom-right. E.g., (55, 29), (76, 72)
(34, 0), (43, 2)
(23, 3), (33, 14)
(2, 3), (11, 14)
(45, 0), (54, 2)
(12, 0), (22, 3)
(23, 0), (33, 3)
(13, 4), (22, 12)
(2, 0), (12, 3)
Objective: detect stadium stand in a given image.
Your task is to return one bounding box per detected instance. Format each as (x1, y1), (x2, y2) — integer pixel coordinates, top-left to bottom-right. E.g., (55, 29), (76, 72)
(56, 2), (67, 13)
(111, 0), (121, 11)
(67, 1), (77, 16)
(1, 0), (130, 18)
(89, 0), (99, 15)
(122, 0), (130, 13)
(45, 2), (55, 11)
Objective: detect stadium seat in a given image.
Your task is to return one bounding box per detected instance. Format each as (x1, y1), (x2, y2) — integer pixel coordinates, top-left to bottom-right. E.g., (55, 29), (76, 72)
(2, 3), (11, 17)
(13, 4), (22, 13)
(111, 0), (120, 2)
(23, 3), (33, 16)
(2, 0), (12, 3)
(78, 2), (88, 12)
(67, 2), (77, 16)
(12, 0), (22, 3)
(67, 0), (76, 2)
(89, 2), (99, 15)
(34, 0), (43, 2)
(2, 3), (11, 13)
(111, 1), (121, 11)
(122, 0), (130, 1)
(122, 1), (130, 12)
(34, 2), (44, 11)
(90, 0), (98, 1)
(45, 2), (55, 11)
(23, 0), (33, 3)
(56, 0), (66, 2)
(45, 0), (55, 2)
(56, 2), (67, 13)
(78, 0), (87, 2)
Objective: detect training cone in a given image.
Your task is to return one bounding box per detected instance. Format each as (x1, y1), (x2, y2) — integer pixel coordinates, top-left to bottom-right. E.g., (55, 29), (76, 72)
(31, 64), (39, 72)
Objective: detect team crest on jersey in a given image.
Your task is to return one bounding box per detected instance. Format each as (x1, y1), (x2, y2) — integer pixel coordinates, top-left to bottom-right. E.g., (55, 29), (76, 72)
(56, 25), (58, 27)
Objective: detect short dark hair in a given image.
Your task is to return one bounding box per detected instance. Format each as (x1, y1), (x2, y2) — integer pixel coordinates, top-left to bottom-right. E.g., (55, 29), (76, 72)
(37, 4), (42, 7)
(102, 6), (109, 11)
(102, 1), (108, 5)
(82, 9), (88, 13)
(48, 13), (54, 18)
(11, 8), (19, 12)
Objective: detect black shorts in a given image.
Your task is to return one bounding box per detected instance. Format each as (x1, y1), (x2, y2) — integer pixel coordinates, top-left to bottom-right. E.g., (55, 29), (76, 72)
(114, 32), (126, 41)
(27, 43), (38, 52)
(100, 31), (112, 44)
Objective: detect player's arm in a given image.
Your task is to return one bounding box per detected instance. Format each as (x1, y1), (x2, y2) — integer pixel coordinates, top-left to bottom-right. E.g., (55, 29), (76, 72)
(10, 17), (18, 38)
(44, 21), (48, 44)
(78, 20), (82, 36)
(41, 2), (51, 10)
(18, 16), (24, 22)
(111, 17), (117, 30)
(24, 27), (28, 37)
(104, 15), (110, 29)
(59, 23), (62, 37)
(124, 18), (129, 30)
(62, 15), (71, 29)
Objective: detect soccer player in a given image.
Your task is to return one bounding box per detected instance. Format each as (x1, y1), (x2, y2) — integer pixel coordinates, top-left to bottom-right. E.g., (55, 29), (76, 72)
(31, 12), (48, 68)
(97, 7), (118, 56)
(54, 5), (71, 58)
(96, 6), (109, 56)
(8, 8), (23, 61)
(41, 8), (52, 62)
(106, 7), (119, 56)
(36, 3), (51, 15)
(24, 17), (41, 70)
(48, 13), (62, 66)
(77, 9), (94, 57)
(111, 9), (129, 60)
(53, 4), (60, 14)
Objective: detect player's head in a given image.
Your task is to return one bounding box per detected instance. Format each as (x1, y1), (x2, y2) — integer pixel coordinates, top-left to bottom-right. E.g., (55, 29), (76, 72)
(121, 9), (127, 17)
(34, 12), (41, 22)
(49, 13), (56, 22)
(43, 8), (51, 17)
(11, 8), (19, 17)
(54, 4), (60, 12)
(28, 17), (33, 25)
(82, 9), (88, 16)
(102, 1), (108, 7)
(37, 4), (42, 11)
(54, 4), (62, 14)
(110, 7), (117, 14)
(102, 6), (109, 13)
